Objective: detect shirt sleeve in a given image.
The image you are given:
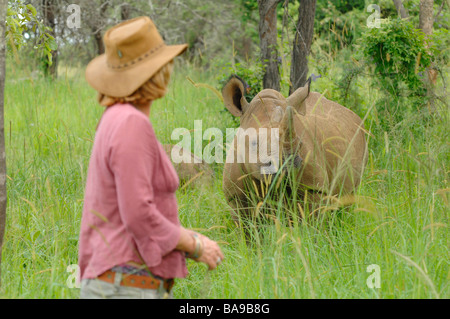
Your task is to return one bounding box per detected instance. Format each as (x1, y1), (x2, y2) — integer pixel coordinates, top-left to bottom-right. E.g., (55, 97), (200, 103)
(109, 112), (181, 268)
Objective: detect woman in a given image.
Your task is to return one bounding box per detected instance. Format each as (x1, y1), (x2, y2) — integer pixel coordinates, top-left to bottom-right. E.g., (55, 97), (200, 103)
(78, 16), (224, 299)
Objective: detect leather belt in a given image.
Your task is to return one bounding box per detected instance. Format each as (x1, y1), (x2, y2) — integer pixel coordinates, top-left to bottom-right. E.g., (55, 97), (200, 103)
(97, 270), (175, 292)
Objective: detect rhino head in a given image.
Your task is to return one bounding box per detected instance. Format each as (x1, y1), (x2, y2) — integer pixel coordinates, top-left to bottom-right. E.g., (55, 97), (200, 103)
(222, 75), (311, 182)
(221, 75), (368, 223)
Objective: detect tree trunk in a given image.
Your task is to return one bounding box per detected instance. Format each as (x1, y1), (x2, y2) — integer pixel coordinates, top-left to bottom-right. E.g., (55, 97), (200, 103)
(419, 1), (437, 89)
(393, 0), (409, 19)
(0, 0), (8, 288)
(94, 32), (105, 55)
(121, 3), (131, 21)
(42, 0), (58, 78)
(91, 0), (109, 55)
(289, 0), (316, 94)
(258, 0), (281, 91)
(419, 0), (434, 35)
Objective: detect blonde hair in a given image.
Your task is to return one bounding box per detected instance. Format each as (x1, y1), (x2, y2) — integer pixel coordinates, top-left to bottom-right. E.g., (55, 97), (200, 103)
(97, 60), (174, 107)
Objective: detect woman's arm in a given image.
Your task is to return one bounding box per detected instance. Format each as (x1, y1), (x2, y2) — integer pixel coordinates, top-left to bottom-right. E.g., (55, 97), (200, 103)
(176, 227), (197, 255)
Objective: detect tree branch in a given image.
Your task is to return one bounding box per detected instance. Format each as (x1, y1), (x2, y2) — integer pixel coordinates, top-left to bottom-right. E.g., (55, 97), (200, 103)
(393, 0), (409, 19)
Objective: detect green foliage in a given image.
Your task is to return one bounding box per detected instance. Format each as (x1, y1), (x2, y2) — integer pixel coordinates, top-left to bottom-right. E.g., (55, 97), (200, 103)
(314, 0), (366, 52)
(430, 28), (450, 67)
(217, 58), (265, 103)
(316, 0), (365, 15)
(6, 0), (56, 65)
(360, 18), (434, 99)
(336, 61), (365, 106)
(237, 0), (259, 24)
(351, 18), (450, 132)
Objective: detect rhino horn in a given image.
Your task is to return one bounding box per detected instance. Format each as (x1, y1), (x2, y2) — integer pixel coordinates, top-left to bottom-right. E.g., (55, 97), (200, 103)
(286, 76), (311, 116)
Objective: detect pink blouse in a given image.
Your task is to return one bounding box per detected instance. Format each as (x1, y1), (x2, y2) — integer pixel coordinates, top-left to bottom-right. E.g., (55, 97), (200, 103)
(78, 103), (187, 280)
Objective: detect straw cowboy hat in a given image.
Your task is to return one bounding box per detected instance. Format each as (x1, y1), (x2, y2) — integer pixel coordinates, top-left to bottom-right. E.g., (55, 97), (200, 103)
(85, 16), (187, 97)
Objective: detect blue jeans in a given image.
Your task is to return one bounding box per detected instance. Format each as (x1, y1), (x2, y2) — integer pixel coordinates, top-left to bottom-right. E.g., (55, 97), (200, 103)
(80, 272), (174, 299)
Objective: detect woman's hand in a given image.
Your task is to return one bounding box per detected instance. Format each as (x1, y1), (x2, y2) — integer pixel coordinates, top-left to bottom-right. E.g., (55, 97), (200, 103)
(194, 233), (224, 270)
(177, 227), (224, 270)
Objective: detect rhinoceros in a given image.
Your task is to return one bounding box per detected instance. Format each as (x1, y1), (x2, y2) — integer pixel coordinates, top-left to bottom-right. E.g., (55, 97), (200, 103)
(221, 75), (368, 222)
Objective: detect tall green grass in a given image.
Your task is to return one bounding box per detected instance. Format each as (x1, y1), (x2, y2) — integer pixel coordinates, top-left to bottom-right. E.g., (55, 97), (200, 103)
(0, 59), (448, 299)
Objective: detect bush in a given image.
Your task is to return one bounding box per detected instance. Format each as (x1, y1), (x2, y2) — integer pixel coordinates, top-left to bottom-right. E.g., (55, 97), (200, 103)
(360, 18), (434, 100)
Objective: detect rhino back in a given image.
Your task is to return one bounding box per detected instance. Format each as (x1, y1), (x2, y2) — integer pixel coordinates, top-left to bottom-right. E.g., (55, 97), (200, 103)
(294, 92), (367, 194)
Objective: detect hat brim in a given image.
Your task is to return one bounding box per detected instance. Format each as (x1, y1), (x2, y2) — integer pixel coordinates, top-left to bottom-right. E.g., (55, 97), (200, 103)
(85, 44), (188, 97)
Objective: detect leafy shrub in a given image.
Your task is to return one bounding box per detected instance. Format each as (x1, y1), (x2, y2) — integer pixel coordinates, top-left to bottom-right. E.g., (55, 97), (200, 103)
(334, 17), (448, 133)
(360, 18), (434, 99)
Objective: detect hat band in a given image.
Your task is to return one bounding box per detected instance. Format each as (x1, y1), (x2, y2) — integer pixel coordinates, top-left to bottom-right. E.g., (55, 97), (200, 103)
(106, 43), (165, 70)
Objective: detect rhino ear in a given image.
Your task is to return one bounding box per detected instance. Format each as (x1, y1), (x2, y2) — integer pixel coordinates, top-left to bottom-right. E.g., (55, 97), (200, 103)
(286, 76), (311, 116)
(222, 75), (250, 117)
